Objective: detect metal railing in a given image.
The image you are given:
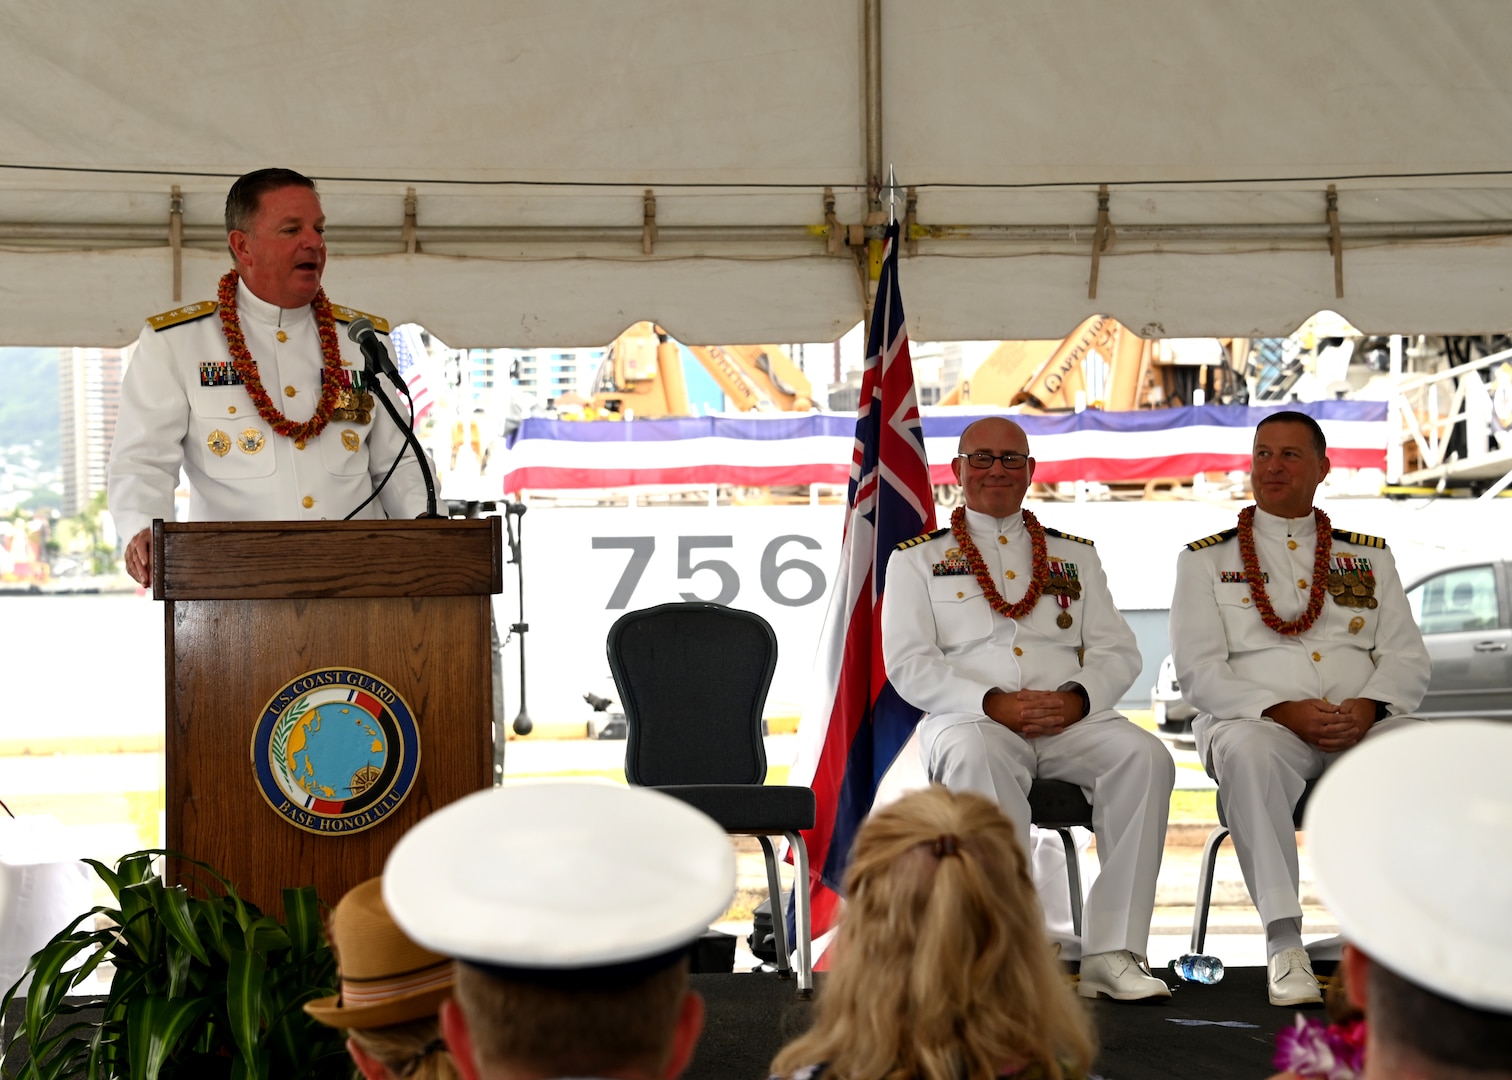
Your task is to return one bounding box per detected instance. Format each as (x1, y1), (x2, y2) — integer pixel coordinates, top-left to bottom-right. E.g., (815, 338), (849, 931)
(1388, 346), (1512, 495)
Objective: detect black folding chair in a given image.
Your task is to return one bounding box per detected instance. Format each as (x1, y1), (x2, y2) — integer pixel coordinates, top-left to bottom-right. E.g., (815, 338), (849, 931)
(607, 601), (815, 996)
(1028, 779), (1095, 939)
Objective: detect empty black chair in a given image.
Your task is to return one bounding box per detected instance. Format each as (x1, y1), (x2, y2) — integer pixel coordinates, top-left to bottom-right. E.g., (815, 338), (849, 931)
(607, 601), (814, 996)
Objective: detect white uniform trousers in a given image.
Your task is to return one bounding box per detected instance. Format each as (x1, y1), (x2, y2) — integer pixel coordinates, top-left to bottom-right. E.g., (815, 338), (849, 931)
(1197, 713), (1421, 927)
(921, 711), (1174, 957)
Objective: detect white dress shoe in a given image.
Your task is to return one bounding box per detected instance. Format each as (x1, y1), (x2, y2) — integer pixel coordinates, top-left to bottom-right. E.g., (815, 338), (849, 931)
(1077, 950), (1172, 1001)
(1268, 947), (1324, 1006)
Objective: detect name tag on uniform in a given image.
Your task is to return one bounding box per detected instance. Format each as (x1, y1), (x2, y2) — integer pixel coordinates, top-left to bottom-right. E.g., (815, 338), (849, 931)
(200, 361), (243, 387)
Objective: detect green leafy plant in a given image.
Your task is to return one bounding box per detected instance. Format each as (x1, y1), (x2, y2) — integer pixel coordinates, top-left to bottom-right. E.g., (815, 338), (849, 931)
(0, 850), (349, 1080)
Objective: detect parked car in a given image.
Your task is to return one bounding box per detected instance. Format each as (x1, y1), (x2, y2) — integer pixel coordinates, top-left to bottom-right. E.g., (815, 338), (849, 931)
(1404, 557), (1512, 718)
(1153, 555), (1512, 739)
(1150, 652), (1197, 746)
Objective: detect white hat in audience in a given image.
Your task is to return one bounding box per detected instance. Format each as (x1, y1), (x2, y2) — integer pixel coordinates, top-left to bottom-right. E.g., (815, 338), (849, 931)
(1305, 719), (1512, 1012)
(383, 780), (735, 983)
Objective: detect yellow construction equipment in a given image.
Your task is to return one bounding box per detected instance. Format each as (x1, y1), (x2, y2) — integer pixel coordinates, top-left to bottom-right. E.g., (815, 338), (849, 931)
(941, 315), (1161, 412)
(586, 322), (813, 418)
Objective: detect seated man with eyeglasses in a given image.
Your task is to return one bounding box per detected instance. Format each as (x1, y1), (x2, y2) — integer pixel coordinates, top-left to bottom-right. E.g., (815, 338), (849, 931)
(882, 417), (1175, 1002)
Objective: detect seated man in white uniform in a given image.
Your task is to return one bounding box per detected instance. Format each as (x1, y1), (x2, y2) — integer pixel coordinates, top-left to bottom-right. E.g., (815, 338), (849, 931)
(383, 782), (733, 1080)
(108, 167), (427, 587)
(1170, 410), (1429, 1007)
(882, 417), (1175, 1002)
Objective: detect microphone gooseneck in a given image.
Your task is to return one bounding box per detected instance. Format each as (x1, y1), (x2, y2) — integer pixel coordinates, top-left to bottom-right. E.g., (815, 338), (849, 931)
(339, 318), (439, 519)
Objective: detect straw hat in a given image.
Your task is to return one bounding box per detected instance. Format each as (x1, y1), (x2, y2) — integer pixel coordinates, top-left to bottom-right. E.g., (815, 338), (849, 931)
(383, 780), (735, 982)
(304, 877), (454, 1029)
(1306, 719), (1512, 1013)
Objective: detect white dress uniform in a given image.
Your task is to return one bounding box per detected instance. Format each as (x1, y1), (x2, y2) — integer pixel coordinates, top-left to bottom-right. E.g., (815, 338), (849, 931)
(1170, 508), (1430, 928)
(108, 280), (427, 541)
(881, 507), (1174, 957)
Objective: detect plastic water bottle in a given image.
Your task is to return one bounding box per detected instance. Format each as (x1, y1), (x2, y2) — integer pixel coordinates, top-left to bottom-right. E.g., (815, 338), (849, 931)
(1168, 953), (1224, 984)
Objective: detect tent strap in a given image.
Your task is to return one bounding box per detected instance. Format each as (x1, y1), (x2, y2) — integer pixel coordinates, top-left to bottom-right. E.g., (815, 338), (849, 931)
(1326, 184), (1344, 298)
(403, 187), (419, 254)
(169, 185), (184, 302)
(823, 188), (842, 256)
(905, 186), (919, 256)
(1088, 184), (1114, 299)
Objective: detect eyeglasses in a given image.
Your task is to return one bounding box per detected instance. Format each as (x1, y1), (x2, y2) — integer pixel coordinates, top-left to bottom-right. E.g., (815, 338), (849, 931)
(958, 451), (1030, 470)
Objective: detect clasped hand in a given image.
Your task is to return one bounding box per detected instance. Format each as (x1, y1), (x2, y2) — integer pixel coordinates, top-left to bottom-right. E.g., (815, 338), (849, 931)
(984, 689), (1082, 739)
(1263, 697), (1375, 753)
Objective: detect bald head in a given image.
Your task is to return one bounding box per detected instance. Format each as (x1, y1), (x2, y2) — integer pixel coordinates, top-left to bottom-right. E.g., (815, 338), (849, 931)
(952, 417), (1035, 518)
(957, 417), (1027, 455)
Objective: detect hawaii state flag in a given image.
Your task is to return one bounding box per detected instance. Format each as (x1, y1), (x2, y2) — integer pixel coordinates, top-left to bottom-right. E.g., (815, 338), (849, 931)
(788, 220), (936, 940)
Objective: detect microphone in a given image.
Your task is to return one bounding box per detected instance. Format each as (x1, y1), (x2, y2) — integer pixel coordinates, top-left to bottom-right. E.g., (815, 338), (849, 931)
(346, 317), (400, 382)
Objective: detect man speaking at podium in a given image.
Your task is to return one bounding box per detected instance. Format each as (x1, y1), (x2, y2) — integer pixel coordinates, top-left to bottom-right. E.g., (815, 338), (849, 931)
(109, 167), (427, 587)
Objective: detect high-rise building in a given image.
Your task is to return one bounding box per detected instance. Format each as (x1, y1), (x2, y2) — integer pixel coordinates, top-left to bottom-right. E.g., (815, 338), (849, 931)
(60, 346), (122, 515)
(461, 346), (607, 410)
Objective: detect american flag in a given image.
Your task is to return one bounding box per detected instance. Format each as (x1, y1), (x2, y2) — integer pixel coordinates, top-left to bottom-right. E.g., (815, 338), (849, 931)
(788, 220), (937, 940)
(391, 324), (436, 422)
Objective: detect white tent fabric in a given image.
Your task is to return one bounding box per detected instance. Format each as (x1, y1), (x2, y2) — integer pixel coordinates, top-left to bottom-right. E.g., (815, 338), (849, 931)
(4, 1), (1512, 346)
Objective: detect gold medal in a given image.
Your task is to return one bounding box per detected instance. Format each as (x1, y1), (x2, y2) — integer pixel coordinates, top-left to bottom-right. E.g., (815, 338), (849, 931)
(1056, 611), (1073, 629)
(237, 428), (265, 454)
(1348, 615), (1365, 635)
(207, 429), (231, 457)
(341, 429), (360, 452)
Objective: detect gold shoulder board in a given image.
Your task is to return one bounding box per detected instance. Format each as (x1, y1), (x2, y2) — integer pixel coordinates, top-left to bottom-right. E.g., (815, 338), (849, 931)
(1045, 527), (1094, 547)
(895, 527), (948, 551)
(330, 304), (391, 334)
(1185, 528), (1238, 551)
(1332, 528), (1386, 549)
(146, 300), (217, 331)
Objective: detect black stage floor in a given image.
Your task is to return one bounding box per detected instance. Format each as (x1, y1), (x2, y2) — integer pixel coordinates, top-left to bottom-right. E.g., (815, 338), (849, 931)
(689, 967), (1310, 1080)
(5, 969), (1306, 1079)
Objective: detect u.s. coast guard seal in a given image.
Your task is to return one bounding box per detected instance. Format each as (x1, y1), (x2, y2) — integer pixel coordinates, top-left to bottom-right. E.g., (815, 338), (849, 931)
(251, 667), (420, 835)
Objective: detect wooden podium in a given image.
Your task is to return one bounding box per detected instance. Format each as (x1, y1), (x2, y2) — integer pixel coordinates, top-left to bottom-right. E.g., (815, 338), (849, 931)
(153, 519), (502, 915)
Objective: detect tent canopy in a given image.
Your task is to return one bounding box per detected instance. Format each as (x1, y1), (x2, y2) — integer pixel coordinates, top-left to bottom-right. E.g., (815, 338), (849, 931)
(4, 1), (1512, 347)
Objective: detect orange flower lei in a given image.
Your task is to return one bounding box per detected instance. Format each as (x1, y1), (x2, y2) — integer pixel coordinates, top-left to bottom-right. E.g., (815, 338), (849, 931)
(950, 505), (1049, 620)
(1237, 504), (1332, 636)
(217, 269), (346, 442)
